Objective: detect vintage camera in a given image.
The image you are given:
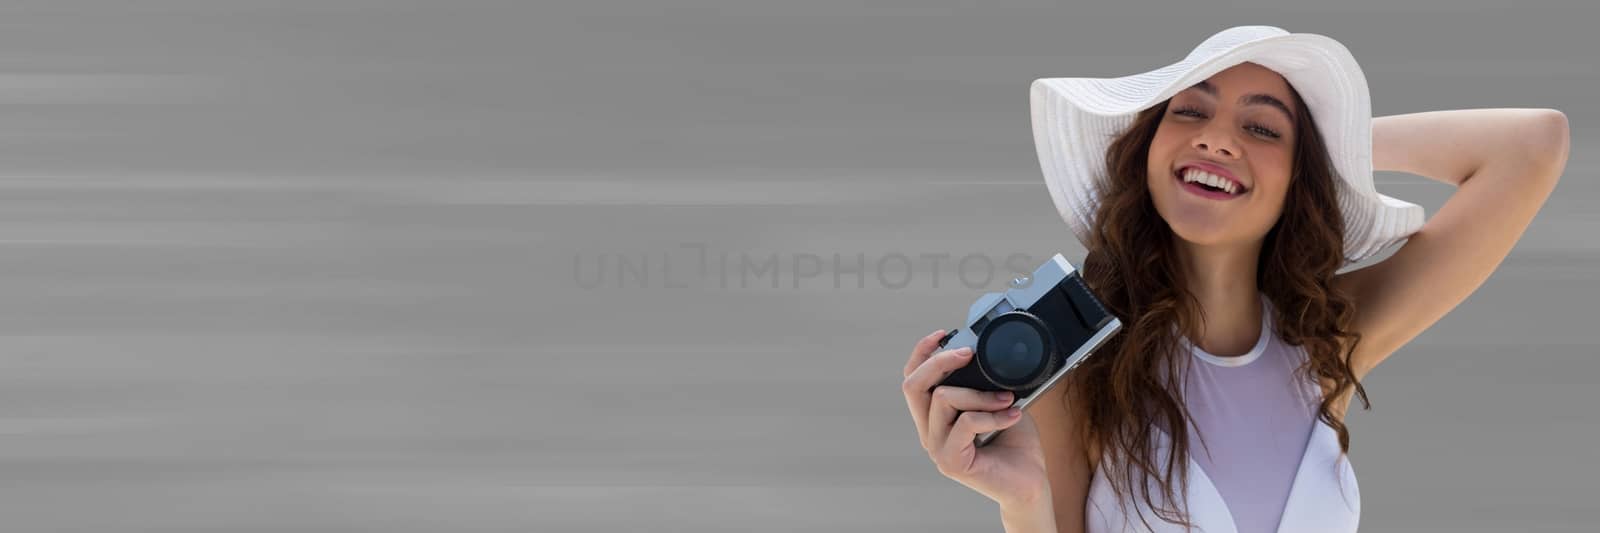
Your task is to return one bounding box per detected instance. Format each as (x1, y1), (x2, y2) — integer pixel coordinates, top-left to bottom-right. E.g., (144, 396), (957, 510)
(934, 253), (1121, 446)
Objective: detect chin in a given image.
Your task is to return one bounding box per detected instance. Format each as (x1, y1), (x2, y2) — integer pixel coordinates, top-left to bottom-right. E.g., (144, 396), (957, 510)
(1160, 211), (1245, 245)
(1169, 226), (1232, 247)
(1166, 218), (1275, 253)
(1154, 195), (1263, 246)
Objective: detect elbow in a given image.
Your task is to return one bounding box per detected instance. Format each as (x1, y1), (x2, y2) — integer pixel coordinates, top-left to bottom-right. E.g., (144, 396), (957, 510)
(1521, 109), (1571, 181)
(1537, 108), (1570, 148)
(1536, 109), (1570, 161)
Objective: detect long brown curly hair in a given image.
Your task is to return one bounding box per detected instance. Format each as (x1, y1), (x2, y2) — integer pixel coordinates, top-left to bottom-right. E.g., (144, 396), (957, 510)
(1060, 84), (1369, 530)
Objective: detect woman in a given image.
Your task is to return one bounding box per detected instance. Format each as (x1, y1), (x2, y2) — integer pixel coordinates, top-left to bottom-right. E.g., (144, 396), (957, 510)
(900, 26), (1569, 532)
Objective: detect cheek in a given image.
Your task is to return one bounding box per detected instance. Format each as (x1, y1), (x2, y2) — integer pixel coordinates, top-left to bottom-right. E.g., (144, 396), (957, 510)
(1255, 178), (1296, 225)
(1263, 141), (1295, 173)
(1146, 132), (1178, 182)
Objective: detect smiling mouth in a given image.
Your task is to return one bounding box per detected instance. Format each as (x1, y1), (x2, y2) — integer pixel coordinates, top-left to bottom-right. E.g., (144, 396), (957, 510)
(1174, 170), (1249, 199)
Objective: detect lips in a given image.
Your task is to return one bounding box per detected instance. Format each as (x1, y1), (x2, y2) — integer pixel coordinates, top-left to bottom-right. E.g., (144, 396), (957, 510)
(1175, 161), (1249, 193)
(1177, 174), (1245, 200)
(1173, 166), (1249, 200)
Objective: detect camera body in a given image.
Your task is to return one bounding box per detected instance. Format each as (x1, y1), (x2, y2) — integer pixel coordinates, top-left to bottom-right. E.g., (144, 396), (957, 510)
(935, 253), (1121, 446)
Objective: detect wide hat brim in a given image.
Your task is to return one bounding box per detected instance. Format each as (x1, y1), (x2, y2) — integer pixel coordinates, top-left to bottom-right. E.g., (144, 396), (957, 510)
(1030, 25), (1424, 268)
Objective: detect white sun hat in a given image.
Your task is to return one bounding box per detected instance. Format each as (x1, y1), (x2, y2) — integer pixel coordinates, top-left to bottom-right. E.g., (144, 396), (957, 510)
(1030, 25), (1424, 267)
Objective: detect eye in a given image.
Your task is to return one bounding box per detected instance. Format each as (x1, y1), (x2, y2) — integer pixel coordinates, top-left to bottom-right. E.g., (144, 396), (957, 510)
(1171, 106), (1205, 118)
(1171, 106), (1282, 139)
(1247, 123), (1282, 139)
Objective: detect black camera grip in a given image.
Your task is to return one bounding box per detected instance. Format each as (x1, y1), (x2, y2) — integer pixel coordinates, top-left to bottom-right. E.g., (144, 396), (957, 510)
(1063, 274), (1112, 331)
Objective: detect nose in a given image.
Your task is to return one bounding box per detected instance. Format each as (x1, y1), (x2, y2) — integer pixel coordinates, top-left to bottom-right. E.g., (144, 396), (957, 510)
(1191, 121), (1241, 158)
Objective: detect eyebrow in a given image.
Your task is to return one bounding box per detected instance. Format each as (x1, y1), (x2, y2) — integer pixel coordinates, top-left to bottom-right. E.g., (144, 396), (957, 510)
(1186, 80), (1296, 123)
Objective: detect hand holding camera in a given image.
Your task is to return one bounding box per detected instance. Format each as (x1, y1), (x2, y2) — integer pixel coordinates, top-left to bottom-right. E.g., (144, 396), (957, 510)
(903, 330), (1052, 510)
(900, 253), (1121, 510)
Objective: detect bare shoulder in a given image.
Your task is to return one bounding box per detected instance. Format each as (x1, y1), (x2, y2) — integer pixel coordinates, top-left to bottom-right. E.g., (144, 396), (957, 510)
(1031, 380), (1096, 532)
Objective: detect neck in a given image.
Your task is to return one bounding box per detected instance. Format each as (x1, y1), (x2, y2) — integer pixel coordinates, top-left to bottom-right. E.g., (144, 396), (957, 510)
(1176, 239), (1264, 358)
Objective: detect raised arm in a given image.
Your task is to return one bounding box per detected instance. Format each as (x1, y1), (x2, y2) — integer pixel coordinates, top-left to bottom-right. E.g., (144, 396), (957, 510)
(1334, 108), (1571, 381)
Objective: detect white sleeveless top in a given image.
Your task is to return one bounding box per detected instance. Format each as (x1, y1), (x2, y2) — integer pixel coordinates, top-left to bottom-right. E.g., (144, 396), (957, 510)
(1085, 293), (1360, 533)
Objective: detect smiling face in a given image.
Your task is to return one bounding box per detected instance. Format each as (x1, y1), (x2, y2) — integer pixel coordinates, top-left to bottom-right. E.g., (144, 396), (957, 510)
(1147, 62), (1300, 251)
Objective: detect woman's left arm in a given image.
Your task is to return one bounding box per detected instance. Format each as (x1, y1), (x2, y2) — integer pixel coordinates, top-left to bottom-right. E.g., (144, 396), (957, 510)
(1336, 108), (1571, 379)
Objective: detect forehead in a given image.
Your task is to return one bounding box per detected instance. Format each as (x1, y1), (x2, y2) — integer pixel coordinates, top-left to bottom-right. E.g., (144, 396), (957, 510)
(1178, 63), (1297, 121)
(1187, 62), (1293, 97)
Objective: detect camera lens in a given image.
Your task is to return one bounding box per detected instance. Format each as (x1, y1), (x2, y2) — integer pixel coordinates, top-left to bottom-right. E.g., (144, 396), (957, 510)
(975, 312), (1057, 390)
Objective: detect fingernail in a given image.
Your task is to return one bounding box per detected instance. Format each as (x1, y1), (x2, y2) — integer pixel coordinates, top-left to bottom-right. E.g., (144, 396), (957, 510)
(1006, 407), (1022, 417)
(995, 391), (1014, 402)
(957, 347), (973, 356)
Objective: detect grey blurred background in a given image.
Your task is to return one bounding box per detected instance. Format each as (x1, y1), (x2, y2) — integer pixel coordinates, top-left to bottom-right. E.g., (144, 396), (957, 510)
(0, 0), (1594, 531)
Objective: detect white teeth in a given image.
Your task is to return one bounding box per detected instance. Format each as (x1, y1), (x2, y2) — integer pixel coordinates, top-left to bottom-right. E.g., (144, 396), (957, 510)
(1182, 169), (1242, 195)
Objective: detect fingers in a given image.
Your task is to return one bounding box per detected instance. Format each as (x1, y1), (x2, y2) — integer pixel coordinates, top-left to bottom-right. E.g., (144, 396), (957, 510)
(926, 386), (1016, 449)
(934, 408), (1024, 476)
(901, 346), (975, 447)
(903, 329), (947, 379)
(904, 346), (975, 395)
